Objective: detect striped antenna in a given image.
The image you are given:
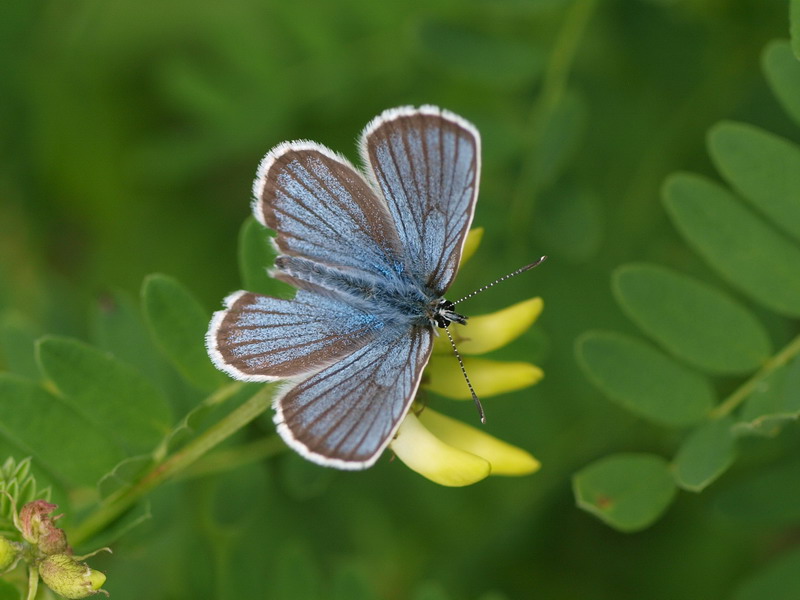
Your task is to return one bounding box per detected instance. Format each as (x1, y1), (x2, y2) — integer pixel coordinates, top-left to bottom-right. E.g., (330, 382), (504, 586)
(444, 325), (485, 424)
(446, 255), (547, 423)
(452, 256), (547, 305)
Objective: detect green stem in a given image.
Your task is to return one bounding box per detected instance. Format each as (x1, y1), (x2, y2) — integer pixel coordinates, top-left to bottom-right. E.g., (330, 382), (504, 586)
(25, 566), (38, 600)
(176, 435), (287, 481)
(511, 0), (596, 226)
(69, 385), (274, 547)
(710, 332), (800, 419)
(537, 0), (596, 115)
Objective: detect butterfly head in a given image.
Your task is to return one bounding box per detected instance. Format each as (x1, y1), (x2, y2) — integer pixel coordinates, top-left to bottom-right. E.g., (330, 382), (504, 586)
(432, 298), (467, 329)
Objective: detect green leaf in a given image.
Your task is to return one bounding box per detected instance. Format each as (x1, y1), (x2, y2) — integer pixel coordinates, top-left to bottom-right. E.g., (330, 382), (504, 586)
(736, 354), (800, 437)
(613, 264), (771, 375)
(0, 311), (40, 379)
(762, 41), (800, 127)
(0, 457), (51, 521)
(0, 374), (124, 487)
(36, 336), (172, 455)
(142, 274), (226, 391)
(792, 1), (800, 59)
(709, 122), (800, 243)
(416, 20), (544, 88)
(576, 331), (714, 427)
(731, 547), (800, 600)
(573, 453), (677, 532)
(663, 173), (800, 318)
(96, 455), (154, 500)
(672, 417), (735, 492)
(714, 457), (800, 526)
(238, 216), (293, 297)
(89, 289), (166, 383)
(92, 289), (202, 416)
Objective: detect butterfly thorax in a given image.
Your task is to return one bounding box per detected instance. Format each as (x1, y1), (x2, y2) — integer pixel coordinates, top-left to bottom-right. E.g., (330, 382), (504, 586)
(275, 255), (466, 330)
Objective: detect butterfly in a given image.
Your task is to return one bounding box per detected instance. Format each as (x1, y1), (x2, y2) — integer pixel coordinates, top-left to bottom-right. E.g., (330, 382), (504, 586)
(207, 105), (484, 470)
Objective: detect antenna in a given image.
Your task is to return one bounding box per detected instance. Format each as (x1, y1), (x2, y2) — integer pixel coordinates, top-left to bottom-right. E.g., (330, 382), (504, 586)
(453, 256), (547, 305)
(444, 326), (485, 423)
(445, 255), (547, 424)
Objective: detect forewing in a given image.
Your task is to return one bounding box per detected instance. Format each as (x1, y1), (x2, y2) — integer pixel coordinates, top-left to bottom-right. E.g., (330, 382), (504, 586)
(253, 141), (405, 277)
(207, 289), (381, 382)
(360, 105), (481, 294)
(275, 327), (434, 469)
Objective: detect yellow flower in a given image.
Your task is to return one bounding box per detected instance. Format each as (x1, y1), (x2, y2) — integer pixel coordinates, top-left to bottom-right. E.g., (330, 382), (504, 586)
(391, 409), (541, 486)
(389, 229), (544, 486)
(426, 298), (544, 399)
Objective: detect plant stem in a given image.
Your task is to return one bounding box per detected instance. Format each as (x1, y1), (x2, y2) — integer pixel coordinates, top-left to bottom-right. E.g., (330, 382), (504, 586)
(511, 0), (597, 227)
(25, 566), (37, 600)
(537, 0), (596, 116)
(175, 435), (286, 481)
(69, 385), (274, 547)
(710, 332), (800, 419)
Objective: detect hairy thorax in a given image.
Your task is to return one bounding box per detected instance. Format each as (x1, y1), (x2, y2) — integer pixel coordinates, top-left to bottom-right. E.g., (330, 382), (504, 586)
(274, 255), (466, 330)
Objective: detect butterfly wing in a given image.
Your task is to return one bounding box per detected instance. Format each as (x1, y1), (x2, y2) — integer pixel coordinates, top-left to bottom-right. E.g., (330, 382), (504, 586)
(360, 105), (481, 294)
(212, 106), (479, 468)
(275, 326), (433, 469)
(207, 290), (381, 382)
(253, 141), (405, 279)
(214, 140), (409, 382)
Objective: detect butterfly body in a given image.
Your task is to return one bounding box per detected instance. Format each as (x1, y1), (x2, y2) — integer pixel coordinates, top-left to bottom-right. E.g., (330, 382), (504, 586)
(275, 254), (467, 335)
(207, 106), (480, 469)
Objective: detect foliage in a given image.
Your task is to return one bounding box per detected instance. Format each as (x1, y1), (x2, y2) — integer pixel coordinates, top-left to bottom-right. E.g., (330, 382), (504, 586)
(1, 1), (798, 599)
(575, 37), (800, 532)
(0, 457), (51, 531)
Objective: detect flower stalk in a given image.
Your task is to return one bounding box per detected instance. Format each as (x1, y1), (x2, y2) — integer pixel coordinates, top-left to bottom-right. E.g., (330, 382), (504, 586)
(70, 383), (273, 546)
(710, 332), (800, 419)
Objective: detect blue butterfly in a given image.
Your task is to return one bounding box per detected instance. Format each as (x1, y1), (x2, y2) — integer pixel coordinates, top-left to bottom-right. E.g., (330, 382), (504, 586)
(207, 106), (482, 470)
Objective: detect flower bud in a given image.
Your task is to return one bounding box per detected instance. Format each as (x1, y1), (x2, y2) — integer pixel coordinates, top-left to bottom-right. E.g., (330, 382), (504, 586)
(0, 535), (20, 571)
(39, 554), (108, 599)
(19, 500), (58, 543)
(39, 525), (69, 555)
(18, 499), (70, 554)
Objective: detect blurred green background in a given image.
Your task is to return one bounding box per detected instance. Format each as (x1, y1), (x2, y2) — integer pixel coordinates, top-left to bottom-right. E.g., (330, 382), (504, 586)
(1, 0), (798, 598)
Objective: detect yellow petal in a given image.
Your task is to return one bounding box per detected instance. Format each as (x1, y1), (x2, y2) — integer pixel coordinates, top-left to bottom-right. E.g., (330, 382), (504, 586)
(419, 409), (541, 476)
(459, 227), (484, 266)
(424, 355), (544, 399)
(390, 411), (491, 486)
(433, 298), (544, 355)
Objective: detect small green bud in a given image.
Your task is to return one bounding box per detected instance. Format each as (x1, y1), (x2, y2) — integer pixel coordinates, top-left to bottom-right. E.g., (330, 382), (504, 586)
(38, 554), (108, 599)
(0, 535), (20, 571)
